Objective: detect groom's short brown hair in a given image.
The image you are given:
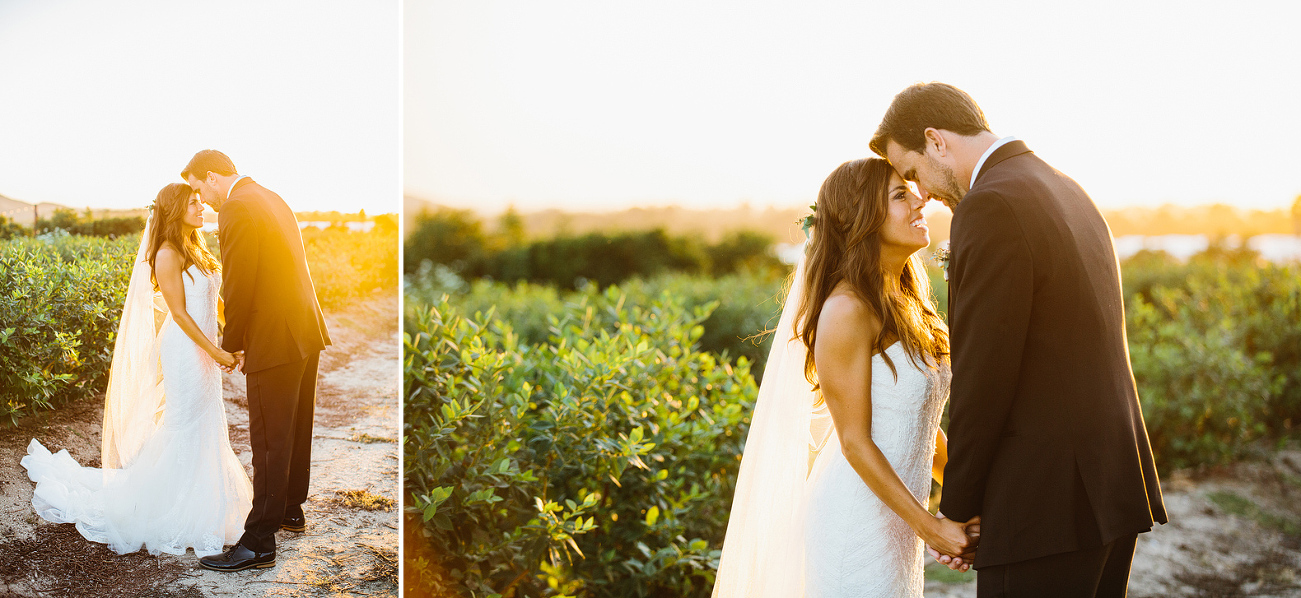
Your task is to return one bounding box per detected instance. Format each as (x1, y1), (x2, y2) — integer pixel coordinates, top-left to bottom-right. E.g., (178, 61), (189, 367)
(870, 83), (991, 157)
(181, 150), (238, 181)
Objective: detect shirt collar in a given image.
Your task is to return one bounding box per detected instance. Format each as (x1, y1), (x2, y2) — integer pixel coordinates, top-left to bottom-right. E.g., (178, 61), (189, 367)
(224, 175), (249, 201)
(971, 136), (1018, 189)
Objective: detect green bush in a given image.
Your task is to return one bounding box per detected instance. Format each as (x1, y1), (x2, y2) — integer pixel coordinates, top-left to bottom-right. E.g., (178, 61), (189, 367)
(1, 226), (397, 424)
(408, 267), (787, 377)
(1123, 250), (1300, 468)
(0, 235), (133, 423)
(403, 241), (1300, 594)
(301, 226), (399, 310)
(404, 289), (756, 597)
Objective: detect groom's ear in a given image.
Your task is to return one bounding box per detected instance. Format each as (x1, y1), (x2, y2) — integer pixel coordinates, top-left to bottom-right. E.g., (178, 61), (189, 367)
(924, 128), (948, 157)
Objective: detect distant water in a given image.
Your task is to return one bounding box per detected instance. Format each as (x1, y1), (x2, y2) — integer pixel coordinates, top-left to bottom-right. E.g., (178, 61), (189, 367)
(1114, 234), (1301, 263)
(777, 235), (1301, 266)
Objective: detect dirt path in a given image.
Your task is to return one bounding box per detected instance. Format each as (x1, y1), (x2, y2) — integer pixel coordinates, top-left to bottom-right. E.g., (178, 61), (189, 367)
(0, 293), (399, 598)
(925, 447), (1301, 597)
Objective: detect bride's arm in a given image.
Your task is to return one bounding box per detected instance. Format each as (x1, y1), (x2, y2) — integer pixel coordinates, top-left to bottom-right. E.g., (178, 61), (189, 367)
(814, 294), (973, 559)
(155, 245), (237, 369)
(933, 428), (948, 485)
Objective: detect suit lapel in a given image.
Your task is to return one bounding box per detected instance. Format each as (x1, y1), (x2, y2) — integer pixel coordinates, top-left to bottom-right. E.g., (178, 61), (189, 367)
(973, 140), (1032, 186)
(950, 141), (1031, 324)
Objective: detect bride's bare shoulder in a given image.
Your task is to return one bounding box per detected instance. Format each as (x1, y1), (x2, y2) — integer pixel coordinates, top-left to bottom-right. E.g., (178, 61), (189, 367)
(817, 284), (883, 340)
(153, 243), (184, 271)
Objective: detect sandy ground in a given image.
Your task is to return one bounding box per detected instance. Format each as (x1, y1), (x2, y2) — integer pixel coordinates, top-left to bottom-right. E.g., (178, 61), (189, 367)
(0, 293), (399, 598)
(925, 448), (1301, 597)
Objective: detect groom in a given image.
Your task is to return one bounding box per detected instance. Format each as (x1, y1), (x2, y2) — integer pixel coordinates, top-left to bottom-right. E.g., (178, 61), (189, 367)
(870, 84), (1166, 596)
(181, 150), (332, 571)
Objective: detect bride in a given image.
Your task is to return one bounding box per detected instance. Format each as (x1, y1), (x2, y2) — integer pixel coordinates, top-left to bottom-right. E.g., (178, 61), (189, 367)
(21, 183), (253, 558)
(713, 158), (978, 597)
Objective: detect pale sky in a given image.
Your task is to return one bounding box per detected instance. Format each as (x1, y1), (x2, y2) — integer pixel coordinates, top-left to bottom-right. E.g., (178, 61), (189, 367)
(406, 0), (1301, 214)
(0, 0), (399, 214)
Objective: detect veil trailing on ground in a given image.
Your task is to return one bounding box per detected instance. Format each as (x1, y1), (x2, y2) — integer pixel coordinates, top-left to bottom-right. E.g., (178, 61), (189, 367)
(713, 251), (832, 597)
(100, 216), (169, 470)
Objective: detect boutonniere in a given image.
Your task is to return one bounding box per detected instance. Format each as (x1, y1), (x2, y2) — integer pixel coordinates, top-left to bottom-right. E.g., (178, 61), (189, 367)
(933, 244), (951, 281)
(798, 203), (816, 240)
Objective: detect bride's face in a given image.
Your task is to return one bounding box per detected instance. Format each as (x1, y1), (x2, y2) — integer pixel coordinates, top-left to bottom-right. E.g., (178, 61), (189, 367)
(182, 193), (205, 230)
(878, 171), (929, 254)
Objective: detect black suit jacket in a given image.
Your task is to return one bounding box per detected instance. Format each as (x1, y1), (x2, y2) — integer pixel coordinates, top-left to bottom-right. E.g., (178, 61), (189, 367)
(218, 178), (331, 373)
(938, 141), (1166, 568)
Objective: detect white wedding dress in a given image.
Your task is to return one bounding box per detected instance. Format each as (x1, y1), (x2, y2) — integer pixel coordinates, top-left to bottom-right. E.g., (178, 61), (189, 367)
(21, 264), (253, 557)
(803, 342), (950, 597)
(713, 255), (952, 598)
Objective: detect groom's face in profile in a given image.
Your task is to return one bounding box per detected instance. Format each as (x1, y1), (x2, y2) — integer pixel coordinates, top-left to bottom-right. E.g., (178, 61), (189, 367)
(187, 174), (221, 212)
(884, 139), (964, 212)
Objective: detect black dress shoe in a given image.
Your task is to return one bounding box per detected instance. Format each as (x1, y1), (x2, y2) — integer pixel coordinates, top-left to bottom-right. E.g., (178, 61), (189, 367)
(281, 514), (306, 532)
(199, 543), (276, 572)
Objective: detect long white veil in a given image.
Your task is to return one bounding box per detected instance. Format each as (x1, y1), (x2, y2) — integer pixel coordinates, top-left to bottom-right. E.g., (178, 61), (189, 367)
(100, 215), (168, 470)
(713, 251), (832, 597)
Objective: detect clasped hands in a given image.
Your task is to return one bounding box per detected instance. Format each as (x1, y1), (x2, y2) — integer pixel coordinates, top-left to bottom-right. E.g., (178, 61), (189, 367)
(216, 350), (246, 374)
(925, 512), (981, 572)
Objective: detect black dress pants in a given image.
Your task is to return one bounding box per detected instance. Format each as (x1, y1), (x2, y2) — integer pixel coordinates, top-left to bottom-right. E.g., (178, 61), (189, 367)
(977, 533), (1138, 598)
(239, 351), (319, 552)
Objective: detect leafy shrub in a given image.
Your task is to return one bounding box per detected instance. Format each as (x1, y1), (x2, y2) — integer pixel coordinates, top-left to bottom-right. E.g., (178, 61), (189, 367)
(404, 240), (1300, 595)
(404, 289), (756, 597)
(1128, 288), (1281, 467)
(1, 226), (396, 424)
(1123, 250), (1300, 468)
(301, 226), (399, 309)
(0, 235), (133, 423)
(408, 268), (787, 377)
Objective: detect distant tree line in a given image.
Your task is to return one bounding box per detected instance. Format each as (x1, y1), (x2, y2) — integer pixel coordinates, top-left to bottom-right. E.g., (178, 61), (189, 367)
(404, 207), (786, 288)
(33, 208), (145, 238)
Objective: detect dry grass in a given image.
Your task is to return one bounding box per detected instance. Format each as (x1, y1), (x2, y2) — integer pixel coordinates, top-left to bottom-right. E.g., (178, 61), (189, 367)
(334, 489), (395, 511)
(349, 432), (396, 444)
(296, 542), (397, 596)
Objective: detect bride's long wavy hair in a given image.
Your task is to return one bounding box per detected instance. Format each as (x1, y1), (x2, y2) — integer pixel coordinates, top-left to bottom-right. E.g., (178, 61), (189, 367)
(796, 157), (948, 392)
(146, 183), (220, 290)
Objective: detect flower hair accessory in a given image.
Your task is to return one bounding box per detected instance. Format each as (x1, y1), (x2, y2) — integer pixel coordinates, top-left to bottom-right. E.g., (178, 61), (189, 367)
(798, 203), (817, 240)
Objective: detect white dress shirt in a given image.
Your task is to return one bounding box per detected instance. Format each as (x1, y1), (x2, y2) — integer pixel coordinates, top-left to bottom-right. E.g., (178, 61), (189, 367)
(970, 136), (1019, 189)
(225, 175), (249, 201)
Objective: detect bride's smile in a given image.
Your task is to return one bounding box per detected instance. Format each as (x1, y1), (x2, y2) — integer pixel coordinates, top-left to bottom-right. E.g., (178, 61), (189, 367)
(879, 171), (931, 260)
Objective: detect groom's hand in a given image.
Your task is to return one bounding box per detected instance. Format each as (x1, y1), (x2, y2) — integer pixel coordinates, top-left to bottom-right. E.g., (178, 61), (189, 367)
(234, 351), (246, 374)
